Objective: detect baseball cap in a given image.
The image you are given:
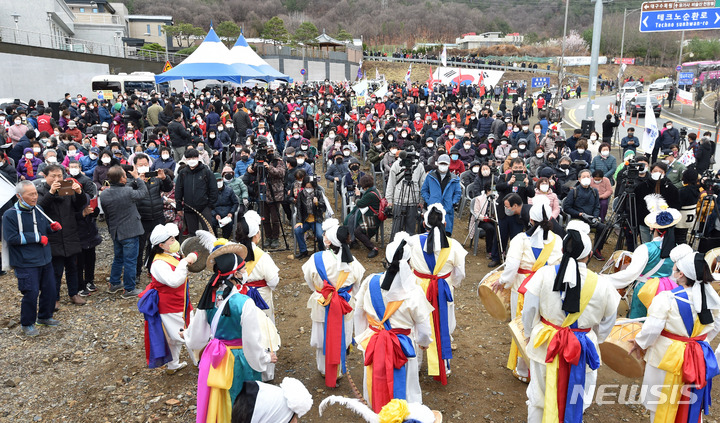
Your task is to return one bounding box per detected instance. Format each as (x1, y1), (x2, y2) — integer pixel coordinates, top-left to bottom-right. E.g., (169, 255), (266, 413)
(437, 154), (451, 165)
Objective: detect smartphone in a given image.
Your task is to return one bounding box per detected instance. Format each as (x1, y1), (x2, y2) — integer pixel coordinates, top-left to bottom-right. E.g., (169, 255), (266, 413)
(58, 180), (75, 196)
(513, 172), (526, 188)
(145, 171), (158, 178)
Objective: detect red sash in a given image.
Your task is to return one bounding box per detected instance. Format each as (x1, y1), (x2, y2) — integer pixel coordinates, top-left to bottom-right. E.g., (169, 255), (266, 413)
(661, 330), (708, 388)
(237, 279), (267, 294)
(364, 327), (411, 412)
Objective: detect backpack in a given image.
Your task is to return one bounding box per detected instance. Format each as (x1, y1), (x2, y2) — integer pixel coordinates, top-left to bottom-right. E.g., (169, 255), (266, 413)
(369, 189), (389, 221)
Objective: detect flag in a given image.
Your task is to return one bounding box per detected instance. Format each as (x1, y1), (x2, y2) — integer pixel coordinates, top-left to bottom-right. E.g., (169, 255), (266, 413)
(375, 68), (380, 80)
(373, 82), (388, 98)
(427, 66), (434, 86)
(641, 95), (659, 153)
(618, 91), (627, 125)
(352, 78), (368, 98)
(162, 61), (173, 73)
(356, 66), (363, 81)
(405, 64), (412, 89)
(441, 45), (447, 67)
(182, 78), (190, 94)
(676, 89), (693, 105)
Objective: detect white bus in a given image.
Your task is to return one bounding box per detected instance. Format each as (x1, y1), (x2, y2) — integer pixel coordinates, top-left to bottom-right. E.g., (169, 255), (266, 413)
(90, 72), (157, 96)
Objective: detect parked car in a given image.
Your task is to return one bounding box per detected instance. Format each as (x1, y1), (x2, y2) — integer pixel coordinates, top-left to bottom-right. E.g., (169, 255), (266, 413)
(623, 81), (644, 92)
(626, 95), (661, 118)
(649, 78), (675, 91)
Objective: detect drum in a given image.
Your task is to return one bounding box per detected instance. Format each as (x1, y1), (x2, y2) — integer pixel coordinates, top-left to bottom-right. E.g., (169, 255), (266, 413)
(598, 318), (645, 379)
(477, 267), (511, 321)
(508, 315), (529, 368)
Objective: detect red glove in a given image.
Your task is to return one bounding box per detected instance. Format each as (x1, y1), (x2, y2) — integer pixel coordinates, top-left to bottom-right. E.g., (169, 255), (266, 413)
(40, 236), (48, 246)
(50, 222), (62, 231)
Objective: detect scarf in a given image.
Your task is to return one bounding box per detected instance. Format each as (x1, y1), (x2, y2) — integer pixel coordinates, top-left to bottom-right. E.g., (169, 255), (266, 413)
(24, 158), (34, 178)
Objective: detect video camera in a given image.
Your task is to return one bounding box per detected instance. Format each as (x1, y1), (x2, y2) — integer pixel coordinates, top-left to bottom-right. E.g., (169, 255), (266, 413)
(680, 127), (688, 139)
(255, 136), (270, 163)
(701, 169), (720, 194)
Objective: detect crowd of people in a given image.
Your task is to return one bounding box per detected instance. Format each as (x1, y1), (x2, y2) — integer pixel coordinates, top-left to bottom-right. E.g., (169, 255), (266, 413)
(2, 76), (720, 422)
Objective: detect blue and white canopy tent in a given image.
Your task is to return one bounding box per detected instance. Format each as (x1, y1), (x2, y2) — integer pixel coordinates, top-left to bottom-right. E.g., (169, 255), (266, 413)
(228, 34), (292, 83)
(155, 28), (263, 84)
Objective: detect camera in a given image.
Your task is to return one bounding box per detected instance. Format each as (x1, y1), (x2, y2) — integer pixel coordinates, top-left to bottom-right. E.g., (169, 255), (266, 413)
(582, 214), (600, 226)
(680, 127), (688, 138)
(255, 137), (270, 163)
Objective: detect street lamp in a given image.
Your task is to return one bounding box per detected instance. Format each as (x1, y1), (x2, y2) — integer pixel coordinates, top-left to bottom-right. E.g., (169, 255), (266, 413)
(617, 8), (641, 91)
(10, 13), (20, 42)
(557, 0), (570, 107)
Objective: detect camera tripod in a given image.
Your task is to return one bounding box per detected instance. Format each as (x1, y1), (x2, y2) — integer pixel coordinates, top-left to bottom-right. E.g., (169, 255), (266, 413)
(689, 192), (718, 250)
(598, 179), (640, 252)
(390, 165), (421, 239)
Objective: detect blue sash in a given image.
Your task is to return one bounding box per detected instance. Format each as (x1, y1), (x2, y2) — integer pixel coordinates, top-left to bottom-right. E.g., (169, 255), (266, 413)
(419, 234), (454, 361)
(137, 289), (173, 368)
(314, 252), (352, 374)
(368, 274), (416, 400)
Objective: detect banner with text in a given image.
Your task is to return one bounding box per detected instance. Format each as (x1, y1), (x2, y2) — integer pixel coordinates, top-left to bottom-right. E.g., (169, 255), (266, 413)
(432, 67), (504, 89)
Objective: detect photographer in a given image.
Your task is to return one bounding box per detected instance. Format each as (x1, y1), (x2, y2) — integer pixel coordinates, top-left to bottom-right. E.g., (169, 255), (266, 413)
(562, 169), (608, 260)
(386, 149), (426, 236)
(601, 113), (620, 144)
(491, 159), (535, 266)
(634, 161), (680, 243)
(651, 121), (680, 163)
(247, 140), (286, 249)
(293, 175), (328, 259)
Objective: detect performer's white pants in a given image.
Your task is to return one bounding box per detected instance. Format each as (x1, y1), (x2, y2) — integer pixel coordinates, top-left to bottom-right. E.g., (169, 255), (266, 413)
(160, 312), (186, 370)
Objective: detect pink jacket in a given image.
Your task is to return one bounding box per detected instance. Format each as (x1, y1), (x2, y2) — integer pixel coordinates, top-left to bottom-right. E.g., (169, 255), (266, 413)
(592, 177), (613, 199)
(528, 190), (561, 219)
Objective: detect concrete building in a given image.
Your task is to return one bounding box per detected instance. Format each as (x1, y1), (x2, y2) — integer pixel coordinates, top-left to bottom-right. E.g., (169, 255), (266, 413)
(127, 15), (173, 49)
(455, 32), (524, 49)
(64, 1), (128, 51)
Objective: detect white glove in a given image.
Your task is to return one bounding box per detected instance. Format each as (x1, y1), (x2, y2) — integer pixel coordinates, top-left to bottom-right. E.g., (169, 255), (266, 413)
(243, 198), (249, 207)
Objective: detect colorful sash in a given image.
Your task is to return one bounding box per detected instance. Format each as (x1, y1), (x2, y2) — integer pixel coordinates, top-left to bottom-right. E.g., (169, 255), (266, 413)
(237, 249), (270, 310)
(196, 338), (244, 423)
(152, 253), (192, 325)
(534, 267), (600, 423)
(653, 287), (719, 423)
(508, 234), (557, 371)
(364, 274), (414, 412)
(137, 288), (173, 369)
(413, 233), (452, 385)
(314, 252), (353, 387)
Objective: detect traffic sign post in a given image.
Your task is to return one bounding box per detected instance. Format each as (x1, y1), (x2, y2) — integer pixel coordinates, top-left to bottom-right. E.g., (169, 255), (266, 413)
(531, 77), (551, 88)
(640, 1), (720, 32)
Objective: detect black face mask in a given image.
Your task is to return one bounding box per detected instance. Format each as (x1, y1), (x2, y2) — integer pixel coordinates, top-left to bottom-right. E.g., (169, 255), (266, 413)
(335, 158), (343, 164)
(560, 164), (570, 170)
(548, 156), (556, 162)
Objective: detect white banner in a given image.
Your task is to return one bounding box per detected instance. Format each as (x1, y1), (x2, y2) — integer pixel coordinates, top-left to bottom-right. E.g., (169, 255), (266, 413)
(373, 82), (388, 98)
(559, 56), (608, 66)
(641, 95), (659, 153)
(676, 89), (693, 106)
(441, 45), (447, 67)
(432, 67), (504, 89)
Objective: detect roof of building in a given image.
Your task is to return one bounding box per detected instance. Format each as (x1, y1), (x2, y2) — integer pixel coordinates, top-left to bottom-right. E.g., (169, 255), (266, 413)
(127, 15), (173, 23)
(314, 30), (344, 46)
(64, 0), (115, 14)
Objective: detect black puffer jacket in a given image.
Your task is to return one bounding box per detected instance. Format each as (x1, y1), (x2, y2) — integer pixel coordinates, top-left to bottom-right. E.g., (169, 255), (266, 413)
(175, 163), (218, 211)
(133, 174), (173, 221)
(37, 183), (87, 257)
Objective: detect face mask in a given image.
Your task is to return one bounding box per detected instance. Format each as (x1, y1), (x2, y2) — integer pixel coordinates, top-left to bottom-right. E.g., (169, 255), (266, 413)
(15, 120), (21, 125)
(101, 157), (111, 164)
(580, 177), (591, 187)
(343, 151), (350, 156)
(137, 166), (150, 174)
(306, 188), (314, 194)
(534, 128), (541, 134)
(651, 171), (662, 181)
(33, 147), (41, 153)
(504, 206), (514, 216)
(472, 166), (480, 173)
(500, 140), (508, 145)
(601, 150), (610, 157)
(69, 168), (81, 176)
(432, 125), (438, 129)
(510, 152), (519, 159)
(560, 163), (570, 170)
(426, 143), (434, 148)
(519, 145), (526, 150)
(46, 156), (57, 164)
(168, 240), (180, 254)
(187, 159), (199, 168)
(590, 135), (597, 141)
(463, 143), (471, 150)
(68, 150), (77, 157)
(513, 127), (520, 132)
(329, 134), (336, 139)
(577, 148), (585, 154)
(25, 153), (33, 160)
(448, 135), (455, 140)
(666, 125), (673, 130)
(594, 179), (602, 184)
(297, 158), (305, 165)
(536, 152), (544, 159)
(522, 126), (529, 131)
(451, 154), (459, 160)
(390, 149), (398, 155)
(540, 184), (549, 192)
(481, 170), (491, 177)
(218, 126), (224, 132)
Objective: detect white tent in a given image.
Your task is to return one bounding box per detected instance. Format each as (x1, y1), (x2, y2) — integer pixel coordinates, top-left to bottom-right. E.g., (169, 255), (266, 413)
(228, 34), (292, 82)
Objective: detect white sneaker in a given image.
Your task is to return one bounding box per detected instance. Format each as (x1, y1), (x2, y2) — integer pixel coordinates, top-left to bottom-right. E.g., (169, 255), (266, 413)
(165, 361), (188, 375)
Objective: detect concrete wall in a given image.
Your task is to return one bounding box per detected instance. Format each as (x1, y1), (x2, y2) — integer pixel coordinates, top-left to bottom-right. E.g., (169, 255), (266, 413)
(0, 52), (108, 100)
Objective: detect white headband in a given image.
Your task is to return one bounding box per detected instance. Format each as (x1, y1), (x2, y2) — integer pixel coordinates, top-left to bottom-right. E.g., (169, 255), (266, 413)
(243, 210), (262, 238)
(149, 223), (179, 246)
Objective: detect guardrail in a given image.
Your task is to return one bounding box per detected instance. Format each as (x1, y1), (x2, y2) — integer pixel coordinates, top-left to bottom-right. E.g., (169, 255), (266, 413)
(0, 26), (187, 64)
(363, 55), (589, 80)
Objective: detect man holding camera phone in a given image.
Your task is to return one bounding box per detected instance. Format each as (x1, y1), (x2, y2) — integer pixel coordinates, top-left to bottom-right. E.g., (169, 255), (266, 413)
(491, 158), (535, 266)
(562, 169), (609, 260)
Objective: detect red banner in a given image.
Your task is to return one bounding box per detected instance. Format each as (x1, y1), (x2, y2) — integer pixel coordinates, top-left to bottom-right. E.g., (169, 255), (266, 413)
(613, 58), (636, 65)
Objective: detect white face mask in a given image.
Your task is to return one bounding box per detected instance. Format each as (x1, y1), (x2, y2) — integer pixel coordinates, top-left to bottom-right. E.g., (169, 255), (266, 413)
(187, 159), (199, 168)
(15, 120), (22, 125)
(297, 158), (305, 165)
(577, 148), (585, 154)
(426, 143), (434, 148)
(343, 151), (350, 156)
(501, 140), (507, 145)
(305, 187), (314, 194)
(33, 147), (41, 153)
(580, 177), (591, 187)
(137, 166), (150, 174)
(540, 184), (549, 192)
(510, 152), (519, 159)
(536, 152), (544, 158)
(89, 153), (98, 160)
(69, 168), (80, 176)
(590, 135), (597, 141)
(651, 171), (663, 181)
(666, 125), (673, 130)
(472, 166), (480, 173)
(513, 127), (520, 132)
(601, 150), (610, 157)
(534, 128), (541, 134)
(25, 153), (33, 160)
(161, 154), (170, 160)
(101, 157), (111, 164)
(448, 134), (455, 140)
(522, 126), (529, 131)
(217, 181), (224, 189)
(438, 164), (449, 173)
(46, 156), (57, 164)
(390, 149), (398, 155)
(67, 150), (77, 157)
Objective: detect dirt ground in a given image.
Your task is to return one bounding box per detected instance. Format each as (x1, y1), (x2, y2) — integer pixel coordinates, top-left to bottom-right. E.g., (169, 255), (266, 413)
(2, 208), (718, 423)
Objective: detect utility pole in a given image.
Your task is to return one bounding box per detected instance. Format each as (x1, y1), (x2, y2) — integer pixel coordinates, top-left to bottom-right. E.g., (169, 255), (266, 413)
(585, 0), (604, 121)
(557, 0), (570, 106)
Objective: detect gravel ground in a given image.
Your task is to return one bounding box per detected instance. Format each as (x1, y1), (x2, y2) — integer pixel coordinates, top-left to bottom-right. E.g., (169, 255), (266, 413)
(1, 207), (719, 423)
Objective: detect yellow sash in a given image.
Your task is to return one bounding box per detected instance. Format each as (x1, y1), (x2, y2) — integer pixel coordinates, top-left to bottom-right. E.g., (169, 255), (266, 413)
(317, 271), (350, 306)
(416, 246), (451, 377)
(363, 299), (405, 404)
(154, 253), (180, 267)
(654, 319), (706, 423)
(532, 270), (598, 423)
(205, 345), (242, 423)
(244, 248), (264, 278)
(507, 235), (557, 371)
(637, 277), (659, 309)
